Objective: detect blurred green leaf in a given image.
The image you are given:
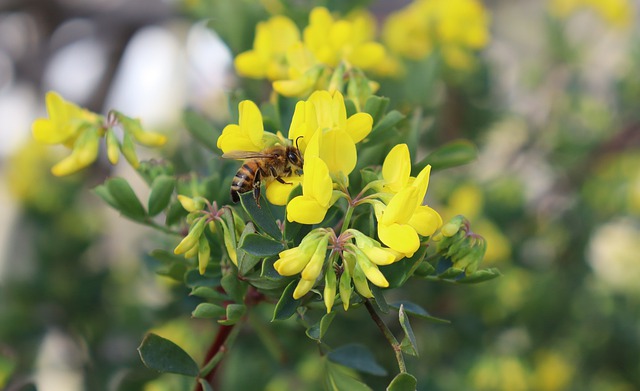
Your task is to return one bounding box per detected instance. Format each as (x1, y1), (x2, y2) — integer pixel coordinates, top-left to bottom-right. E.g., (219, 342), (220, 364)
(198, 379), (214, 391)
(192, 303), (226, 319)
(367, 110), (405, 145)
(165, 200), (188, 226)
(306, 312), (337, 341)
(456, 268), (502, 284)
(398, 305), (418, 357)
(240, 233), (284, 257)
(390, 301), (450, 324)
(138, 333), (199, 377)
(148, 175), (175, 216)
(387, 372), (417, 391)
(328, 344), (387, 376)
(184, 269), (220, 288)
(414, 139), (477, 172)
(104, 177), (147, 220)
(240, 192), (282, 239)
(183, 110), (220, 152)
(218, 304), (246, 325)
(272, 280), (301, 321)
(190, 286), (228, 302)
(325, 361), (372, 391)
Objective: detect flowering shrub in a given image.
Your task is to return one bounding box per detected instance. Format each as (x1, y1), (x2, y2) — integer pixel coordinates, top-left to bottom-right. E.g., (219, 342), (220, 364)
(27, 2), (500, 390)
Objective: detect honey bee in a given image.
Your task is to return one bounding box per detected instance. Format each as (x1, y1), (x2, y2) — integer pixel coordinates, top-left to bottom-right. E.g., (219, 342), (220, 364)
(222, 138), (304, 206)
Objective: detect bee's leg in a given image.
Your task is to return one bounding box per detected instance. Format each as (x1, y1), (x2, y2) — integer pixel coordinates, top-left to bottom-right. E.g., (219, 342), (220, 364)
(253, 167), (264, 208)
(271, 166), (292, 185)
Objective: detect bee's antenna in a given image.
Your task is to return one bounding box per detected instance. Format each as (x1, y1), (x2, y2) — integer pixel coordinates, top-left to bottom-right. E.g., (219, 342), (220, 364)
(295, 136), (303, 150)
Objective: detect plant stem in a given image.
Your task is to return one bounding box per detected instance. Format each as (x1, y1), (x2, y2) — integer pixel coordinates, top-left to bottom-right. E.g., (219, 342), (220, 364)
(364, 300), (406, 373)
(339, 205), (354, 235)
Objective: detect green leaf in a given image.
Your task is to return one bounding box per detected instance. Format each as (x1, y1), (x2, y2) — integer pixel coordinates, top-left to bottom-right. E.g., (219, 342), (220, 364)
(283, 184), (303, 241)
(398, 305), (418, 357)
(190, 286), (228, 301)
(414, 139), (478, 172)
(261, 256), (285, 280)
(149, 249), (183, 264)
(325, 361), (372, 391)
(192, 303), (226, 319)
(386, 372), (417, 391)
(237, 223), (262, 275)
(184, 269), (220, 288)
(306, 312), (337, 341)
(138, 333), (199, 377)
(240, 233), (284, 257)
(381, 245), (428, 288)
(371, 286), (389, 314)
(414, 261), (436, 277)
(272, 280), (301, 321)
(148, 175), (176, 216)
(183, 109), (220, 152)
(165, 200), (188, 226)
(93, 183), (119, 210)
(104, 177), (147, 221)
(367, 110), (405, 145)
(221, 273), (245, 303)
(363, 95), (390, 125)
(328, 344), (387, 376)
(457, 268), (502, 284)
(239, 192), (282, 240)
(218, 304), (246, 325)
(389, 301), (450, 324)
(438, 267), (464, 279)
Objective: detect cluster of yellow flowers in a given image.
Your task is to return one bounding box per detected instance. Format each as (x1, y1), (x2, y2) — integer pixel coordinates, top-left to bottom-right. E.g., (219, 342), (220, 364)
(236, 2), (492, 94)
(217, 91), (444, 311)
(32, 92), (166, 176)
(549, 0), (633, 27)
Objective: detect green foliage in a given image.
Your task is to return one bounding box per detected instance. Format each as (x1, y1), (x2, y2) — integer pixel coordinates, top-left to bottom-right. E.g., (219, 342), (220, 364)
(138, 333), (199, 377)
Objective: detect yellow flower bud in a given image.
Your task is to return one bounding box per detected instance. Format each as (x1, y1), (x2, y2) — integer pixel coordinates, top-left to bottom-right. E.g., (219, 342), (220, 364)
(174, 217), (207, 255)
(106, 130), (120, 165)
(293, 278), (315, 299)
(198, 237), (210, 275)
(324, 267), (337, 313)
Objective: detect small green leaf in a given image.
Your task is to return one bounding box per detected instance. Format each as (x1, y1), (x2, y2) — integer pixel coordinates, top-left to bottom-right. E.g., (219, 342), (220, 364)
(386, 372), (417, 391)
(221, 273), (245, 303)
(398, 305), (418, 357)
(367, 110), (405, 145)
(363, 95), (390, 125)
(328, 344), (387, 376)
(218, 304), (246, 325)
(326, 361), (372, 391)
(239, 192), (282, 240)
(184, 269), (220, 288)
(138, 333), (199, 377)
(381, 246), (428, 288)
(148, 175), (175, 216)
(192, 303), (226, 319)
(190, 286), (228, 301)
(104, 177), (147, 220)
(183, 109), (220, 152)
(165, 200), (188, 226)
(414, 261), (435, 278)
(93, 184), (119, 210)
(306, 312), (337, 341)
(237, 223), (262, 275)
(438, 267), (464, 279)
(371, 286), (389, 314)
(240, 233), (285, 257)
(457, 268), (502, 284)
(390, 301), (450, 324)
(414, 139), (478, 172)
(272, 280), (301, 321)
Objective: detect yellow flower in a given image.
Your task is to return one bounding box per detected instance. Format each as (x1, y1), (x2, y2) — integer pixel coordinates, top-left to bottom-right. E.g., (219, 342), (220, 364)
(272, 43), (323, 97)
(274, 229), (331, 299)
(216, 100), (281, 154)
(32, 91), (100, 147)
(234, 15), (301, 80)
(265, 175), (303, 206)
(381, 143), (412, 193)
(303, 7), (385, 71)
(375, 165), (442, 256)
(382, 0), (490, 70)
(288, 90), (372, 176)
(286, 156), (334, 224)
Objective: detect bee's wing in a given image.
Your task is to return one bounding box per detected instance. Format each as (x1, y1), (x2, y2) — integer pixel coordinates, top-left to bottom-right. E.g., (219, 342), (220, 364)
(222, 151), (275, 160)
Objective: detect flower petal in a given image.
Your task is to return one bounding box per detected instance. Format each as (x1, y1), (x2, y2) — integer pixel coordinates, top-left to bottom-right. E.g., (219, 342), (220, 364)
(319, 129), (356, 175)
(238, 100), (264, 147)
(303, 157), (333, 207)
(346, 112), (373, 143)
(381, 186), (418, 225)
(234, 51), (266, 78)
(265, 176), (303, 206)
(287, 195), (328, 224)
(382, 143), (411, 192)
(349, 42), (386, 70)
(408, 205), (443, 237)
(378, 222), (420, 255)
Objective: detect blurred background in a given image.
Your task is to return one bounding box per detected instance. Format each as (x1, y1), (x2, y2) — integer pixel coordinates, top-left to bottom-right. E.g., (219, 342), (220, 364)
(1, 0), (639, 390)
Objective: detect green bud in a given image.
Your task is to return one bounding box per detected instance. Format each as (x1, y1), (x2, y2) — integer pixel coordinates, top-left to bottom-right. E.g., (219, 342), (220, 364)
(198, 236), (211, 275)
(339, 255), (353, 311)
(120, 132), (140, 168)
(324, 267), (337, 313)
(351, 261), (373, 298)
(174, 217), (207, 255)
(106, 130), (120, 164)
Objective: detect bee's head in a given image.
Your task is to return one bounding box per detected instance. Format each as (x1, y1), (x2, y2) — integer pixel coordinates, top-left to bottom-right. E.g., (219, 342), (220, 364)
(286, 146), (304, 169)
